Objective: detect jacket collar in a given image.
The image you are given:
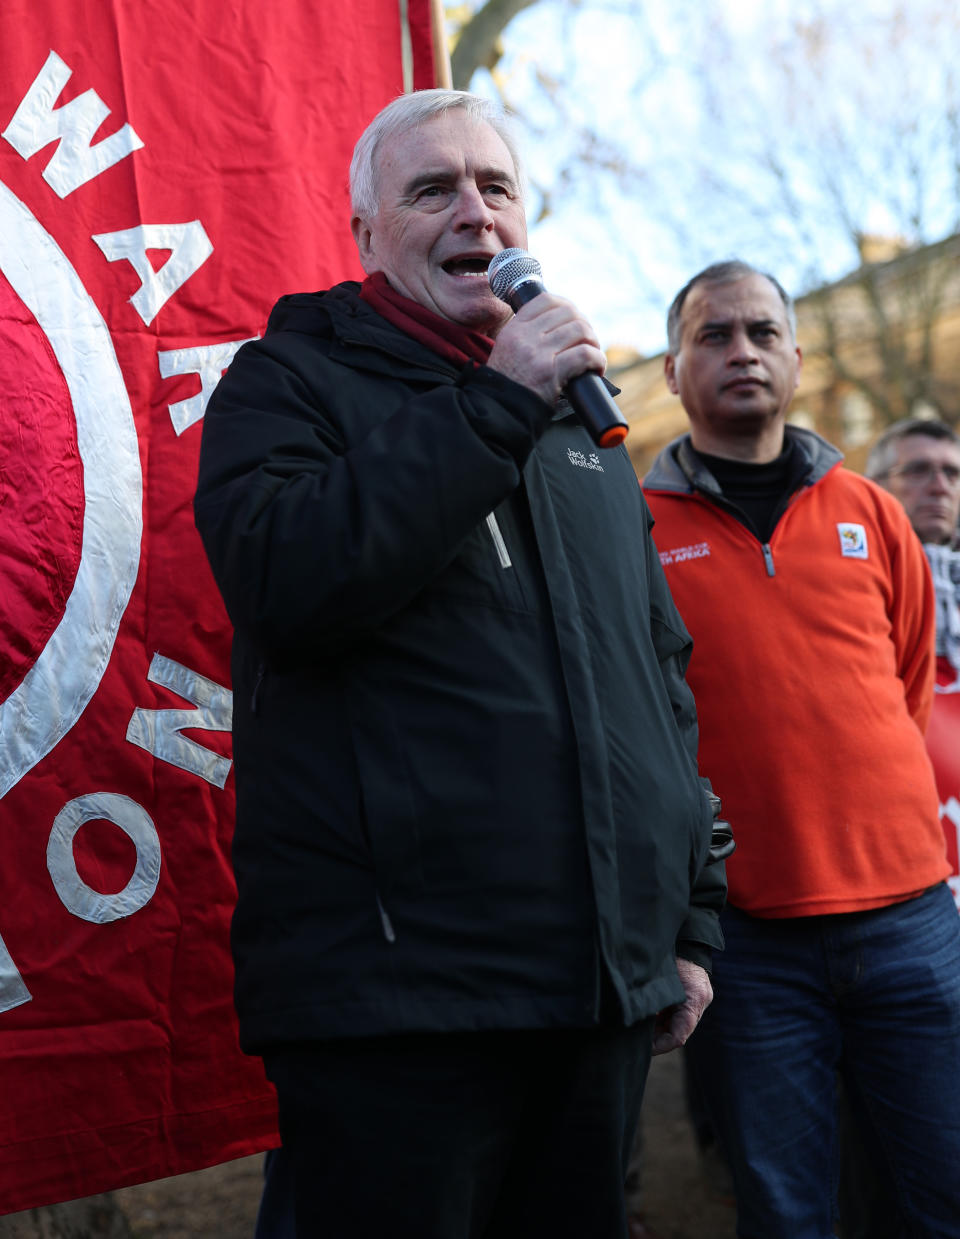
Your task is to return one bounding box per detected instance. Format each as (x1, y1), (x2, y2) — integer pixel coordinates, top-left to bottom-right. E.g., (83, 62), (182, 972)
(266, 281), (466, 382)
(644, 424), (843, 495)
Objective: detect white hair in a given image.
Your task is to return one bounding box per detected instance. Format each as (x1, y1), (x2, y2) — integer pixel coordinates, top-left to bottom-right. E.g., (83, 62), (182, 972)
(349, 89), (524, 219)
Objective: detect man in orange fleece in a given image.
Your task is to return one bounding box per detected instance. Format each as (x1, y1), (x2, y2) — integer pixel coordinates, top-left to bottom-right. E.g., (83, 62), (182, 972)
(643, 260), (960, 1239)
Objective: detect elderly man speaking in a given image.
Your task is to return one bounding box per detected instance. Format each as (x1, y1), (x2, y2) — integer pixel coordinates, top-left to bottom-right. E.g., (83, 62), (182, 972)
(193, 90), (726, 1239)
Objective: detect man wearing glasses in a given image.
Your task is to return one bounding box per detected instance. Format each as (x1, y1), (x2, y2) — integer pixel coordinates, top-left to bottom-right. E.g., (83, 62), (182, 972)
(833, 418), (960, 1239)
(867, 417), (960, 908)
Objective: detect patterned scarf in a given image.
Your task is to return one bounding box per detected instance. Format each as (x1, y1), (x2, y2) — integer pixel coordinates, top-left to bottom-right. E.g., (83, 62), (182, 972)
(924, 542), (960, 675)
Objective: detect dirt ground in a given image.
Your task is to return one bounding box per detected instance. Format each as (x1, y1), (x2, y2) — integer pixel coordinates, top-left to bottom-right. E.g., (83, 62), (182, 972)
(109, 1049), (737, 1239)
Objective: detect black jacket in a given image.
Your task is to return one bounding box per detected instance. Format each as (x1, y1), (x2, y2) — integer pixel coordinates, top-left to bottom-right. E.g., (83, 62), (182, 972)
(194, 283), (725, 1052)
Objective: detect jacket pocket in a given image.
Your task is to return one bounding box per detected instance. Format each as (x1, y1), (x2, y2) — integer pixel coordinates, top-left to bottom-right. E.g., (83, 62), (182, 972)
(432, 509), (531, 614)
(346, 683), (425, 897)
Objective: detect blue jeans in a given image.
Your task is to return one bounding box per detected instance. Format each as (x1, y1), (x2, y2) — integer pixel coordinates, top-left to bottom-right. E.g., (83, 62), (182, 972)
(686, 884), (960, 1239)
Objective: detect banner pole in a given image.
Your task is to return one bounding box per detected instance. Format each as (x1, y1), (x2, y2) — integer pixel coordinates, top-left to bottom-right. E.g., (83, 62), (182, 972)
(430, 0), (452, 88)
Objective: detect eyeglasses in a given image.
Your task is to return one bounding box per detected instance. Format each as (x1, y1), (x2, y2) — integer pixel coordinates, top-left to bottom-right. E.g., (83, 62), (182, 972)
(884, 461), (960, 489)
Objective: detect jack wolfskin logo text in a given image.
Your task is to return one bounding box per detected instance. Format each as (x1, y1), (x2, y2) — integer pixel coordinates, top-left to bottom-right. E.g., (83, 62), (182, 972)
(567, 448), (604, 472)
(659, 541), (711, 566)
(837, 523), (868, 559)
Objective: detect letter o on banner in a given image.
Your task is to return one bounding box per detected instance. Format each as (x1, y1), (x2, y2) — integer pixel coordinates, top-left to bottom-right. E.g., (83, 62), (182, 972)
(47, 793), (161, 923)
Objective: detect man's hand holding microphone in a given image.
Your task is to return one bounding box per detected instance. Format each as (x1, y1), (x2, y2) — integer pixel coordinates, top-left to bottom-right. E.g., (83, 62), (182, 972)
(486, 249), (629, 449)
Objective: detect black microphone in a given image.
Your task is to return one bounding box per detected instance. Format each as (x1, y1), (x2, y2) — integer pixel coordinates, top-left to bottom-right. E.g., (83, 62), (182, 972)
(487, 248), (629, 450)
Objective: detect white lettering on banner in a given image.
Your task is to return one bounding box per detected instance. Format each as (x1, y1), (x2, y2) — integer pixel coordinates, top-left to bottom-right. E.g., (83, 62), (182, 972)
(0, 51), (243, 1025)
(159, 338), (259, 435)
(47, 793), (161, 923)
(0, 181), (142, 800)
(126, 654), (233, 788)
(92, 222), (214, 326)
(941, 798), (960, 911)
(0, 934), (32, 1014)
(942, 796), (960, 849)
(2, 51), (144, 198)
(659, 541), (711, 566)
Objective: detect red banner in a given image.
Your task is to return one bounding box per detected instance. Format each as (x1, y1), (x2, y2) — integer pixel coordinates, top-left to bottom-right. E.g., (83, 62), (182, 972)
(0, 0), (438, 1213)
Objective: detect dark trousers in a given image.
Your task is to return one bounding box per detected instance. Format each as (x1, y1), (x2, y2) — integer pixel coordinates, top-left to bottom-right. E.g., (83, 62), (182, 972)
(256, 1020), (656, 1239)
(686, 887), (960, 1239)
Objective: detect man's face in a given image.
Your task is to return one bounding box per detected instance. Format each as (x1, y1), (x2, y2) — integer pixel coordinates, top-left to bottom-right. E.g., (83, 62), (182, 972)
(665, 274), (802, 450)
(882, 435), (960, 545)
(351, 111), (527, 335)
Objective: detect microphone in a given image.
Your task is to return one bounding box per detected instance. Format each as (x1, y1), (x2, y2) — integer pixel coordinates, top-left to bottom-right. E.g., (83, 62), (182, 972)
(487, 248), (629, 449)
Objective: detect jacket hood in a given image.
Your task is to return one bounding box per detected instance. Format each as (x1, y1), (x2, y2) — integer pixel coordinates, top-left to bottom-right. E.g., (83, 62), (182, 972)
(644, 424), (843, 496)
(265, 281), (383, 342)
(262, 281), (464, 381)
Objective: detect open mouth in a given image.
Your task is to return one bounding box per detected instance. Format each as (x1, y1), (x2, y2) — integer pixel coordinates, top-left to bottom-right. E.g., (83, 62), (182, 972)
(441, 256), (492, 278)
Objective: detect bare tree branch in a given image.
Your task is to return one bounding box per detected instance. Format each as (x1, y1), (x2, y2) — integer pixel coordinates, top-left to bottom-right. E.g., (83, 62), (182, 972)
(443, 1), (960, 418)
(449, 0), (542, 89)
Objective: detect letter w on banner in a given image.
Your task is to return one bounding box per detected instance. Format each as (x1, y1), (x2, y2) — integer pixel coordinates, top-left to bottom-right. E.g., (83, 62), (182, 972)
(0, 0), (439, 1213)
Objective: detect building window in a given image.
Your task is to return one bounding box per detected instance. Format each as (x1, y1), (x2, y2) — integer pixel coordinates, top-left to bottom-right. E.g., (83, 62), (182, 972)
(909, 399), (939, 422)
(788, 407), (815, 431)
(840, 392), (875, 447)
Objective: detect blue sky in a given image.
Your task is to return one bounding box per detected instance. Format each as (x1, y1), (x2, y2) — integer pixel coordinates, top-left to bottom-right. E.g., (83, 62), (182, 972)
(456, 0), (960, 354)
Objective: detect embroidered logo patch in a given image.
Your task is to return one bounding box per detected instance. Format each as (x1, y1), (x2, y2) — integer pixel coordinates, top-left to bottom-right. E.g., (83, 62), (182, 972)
(566, 448), (604, 472)
(659, 541), (711, 566)
(837, 523), (868, 559)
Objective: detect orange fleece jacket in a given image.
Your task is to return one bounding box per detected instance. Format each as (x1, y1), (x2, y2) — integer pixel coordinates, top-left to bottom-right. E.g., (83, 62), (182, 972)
(645, 459), (949, 917)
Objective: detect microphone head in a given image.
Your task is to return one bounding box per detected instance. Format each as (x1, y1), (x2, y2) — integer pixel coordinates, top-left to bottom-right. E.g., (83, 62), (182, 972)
(488, 248), (543, 305)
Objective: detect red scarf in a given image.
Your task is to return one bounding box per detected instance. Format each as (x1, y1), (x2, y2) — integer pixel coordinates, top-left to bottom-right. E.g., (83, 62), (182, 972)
(359, 271), (495, 367)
